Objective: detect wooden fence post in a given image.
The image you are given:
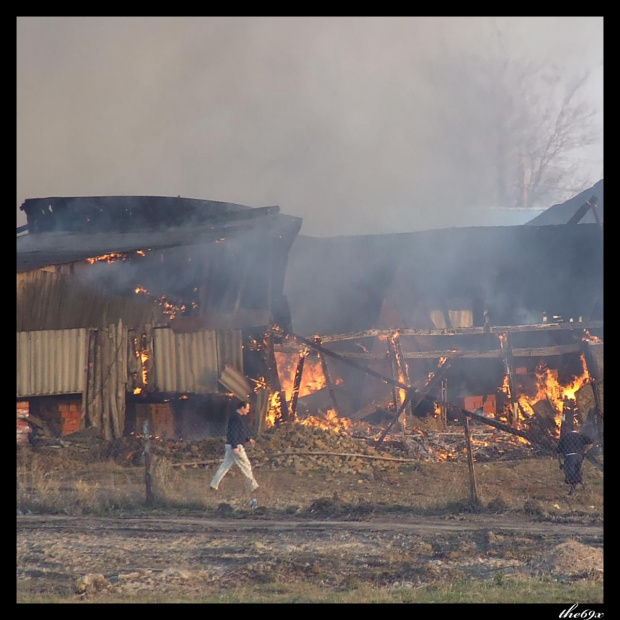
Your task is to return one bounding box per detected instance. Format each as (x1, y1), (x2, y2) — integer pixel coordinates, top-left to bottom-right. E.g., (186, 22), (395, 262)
(463, 416), (479, 505)
(143, 420), (153, 506)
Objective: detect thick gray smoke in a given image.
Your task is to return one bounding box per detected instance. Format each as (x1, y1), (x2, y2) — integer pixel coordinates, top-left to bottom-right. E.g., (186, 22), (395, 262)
(17, 17), (603, 237)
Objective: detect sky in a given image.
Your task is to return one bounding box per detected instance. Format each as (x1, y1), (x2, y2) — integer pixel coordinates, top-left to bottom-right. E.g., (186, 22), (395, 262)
(16, 16), (603, 237)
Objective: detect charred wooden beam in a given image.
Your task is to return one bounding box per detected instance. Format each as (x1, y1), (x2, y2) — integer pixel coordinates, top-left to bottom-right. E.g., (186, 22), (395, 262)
(499, 331), (518, 428)
(450, 404), (554, 450)
(289, 348), (307, 421)
(385, 335), (402, 416)
(375, 388), (416, 446)
(285, 330), (410, 391)
(391, 332), (414, 419)
(275, 325), (602, 353)
(265, 331), (289, 424)
(308, 322), (604, 342)
(276, 343), (584, 360)
(376, 359), (451, 446)
(315, 336), (341, 418)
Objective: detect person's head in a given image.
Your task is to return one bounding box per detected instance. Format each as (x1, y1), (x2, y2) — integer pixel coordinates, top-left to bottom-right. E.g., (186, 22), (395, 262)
(236, 401), (250, 415)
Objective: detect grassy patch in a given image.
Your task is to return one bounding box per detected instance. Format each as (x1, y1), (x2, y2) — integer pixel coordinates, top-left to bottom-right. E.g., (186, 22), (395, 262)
(16, 577), (603, 604)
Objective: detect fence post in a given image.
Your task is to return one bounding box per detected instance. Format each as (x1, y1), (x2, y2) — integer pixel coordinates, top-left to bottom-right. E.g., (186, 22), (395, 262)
(143, 420), (153, 506)
(463, 416), (479, 505)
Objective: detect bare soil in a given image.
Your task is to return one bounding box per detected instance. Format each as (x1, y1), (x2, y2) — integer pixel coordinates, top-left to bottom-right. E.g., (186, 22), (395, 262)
(16, 512), (603, 601)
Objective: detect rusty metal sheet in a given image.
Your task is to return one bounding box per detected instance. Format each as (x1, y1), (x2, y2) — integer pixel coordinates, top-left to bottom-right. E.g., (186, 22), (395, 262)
(152, 327), (243, 394)
(16, 328), (88, 397)
(219, 364), (251, 400)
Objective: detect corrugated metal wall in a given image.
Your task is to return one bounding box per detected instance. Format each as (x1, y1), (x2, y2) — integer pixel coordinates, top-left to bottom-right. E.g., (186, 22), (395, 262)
(152, 327), (243, 394)
(17, 270), (165, 332)
(16, 328), (88, 397)
(17, 326), (244, 399)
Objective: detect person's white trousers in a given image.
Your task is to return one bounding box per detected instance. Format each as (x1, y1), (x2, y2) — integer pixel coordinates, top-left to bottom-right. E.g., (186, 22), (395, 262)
(210, 444), (259, 492)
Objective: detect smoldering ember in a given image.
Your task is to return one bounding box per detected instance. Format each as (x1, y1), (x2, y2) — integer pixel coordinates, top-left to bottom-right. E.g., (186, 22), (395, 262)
(16, 185), (603, 469)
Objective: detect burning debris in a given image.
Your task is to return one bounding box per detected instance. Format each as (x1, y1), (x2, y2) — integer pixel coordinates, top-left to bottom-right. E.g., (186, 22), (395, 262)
(516, 354), (592, 440)
(134, 285), (197, 320)
(63, 415), (551, 477)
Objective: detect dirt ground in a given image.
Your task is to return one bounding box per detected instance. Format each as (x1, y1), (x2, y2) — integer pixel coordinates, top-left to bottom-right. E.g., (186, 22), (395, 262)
(16, 424), (604, 601)
(17, 512), (603, 601)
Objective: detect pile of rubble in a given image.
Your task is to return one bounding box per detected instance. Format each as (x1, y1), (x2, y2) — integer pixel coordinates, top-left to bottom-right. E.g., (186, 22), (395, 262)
(23, 418), (541, 476)
(252, 423), (404, 475)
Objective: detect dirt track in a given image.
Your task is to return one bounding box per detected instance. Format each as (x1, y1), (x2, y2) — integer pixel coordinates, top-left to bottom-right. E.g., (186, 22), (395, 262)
(16, 513), (604, 601)
(15, 512), (605, 535)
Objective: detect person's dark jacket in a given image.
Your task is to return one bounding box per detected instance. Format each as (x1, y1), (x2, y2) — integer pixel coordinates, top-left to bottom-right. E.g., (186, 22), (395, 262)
(226, 410), (253, 447)
(557, 431), (593, 455)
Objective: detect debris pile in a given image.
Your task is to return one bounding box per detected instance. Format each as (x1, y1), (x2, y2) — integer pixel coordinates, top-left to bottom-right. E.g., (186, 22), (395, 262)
(252, 423), (403, 475)
(21, 419), (542, 476)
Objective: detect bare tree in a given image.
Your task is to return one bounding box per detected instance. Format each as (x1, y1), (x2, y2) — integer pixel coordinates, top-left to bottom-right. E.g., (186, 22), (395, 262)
(499, 65), (599, 208)
(421, 21), (602, 209)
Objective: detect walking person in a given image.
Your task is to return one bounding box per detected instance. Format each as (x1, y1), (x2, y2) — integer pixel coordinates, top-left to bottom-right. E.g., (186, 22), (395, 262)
(210, 400), (259, 502)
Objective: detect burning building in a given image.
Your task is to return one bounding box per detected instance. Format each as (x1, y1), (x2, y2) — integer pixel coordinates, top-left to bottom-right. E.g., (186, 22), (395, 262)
(276, 182), (603, 444)
(17, 196), (302, 440)
(16, 183), (604, 453)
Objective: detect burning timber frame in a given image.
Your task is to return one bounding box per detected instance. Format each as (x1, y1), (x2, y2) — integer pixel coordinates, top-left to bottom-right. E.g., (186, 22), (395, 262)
(272, 321), (603, 464)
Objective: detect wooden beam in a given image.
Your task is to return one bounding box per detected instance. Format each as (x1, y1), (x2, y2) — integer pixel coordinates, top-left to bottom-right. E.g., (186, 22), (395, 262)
(391, 332), (414, 421)
(265, 331), (289, 423)
(285, 330), (409, 391)
(277, 343), (583, 359)
(499, 331), (518, 428)
(385, 335), (402, 417)
(315, 336), (341, 418)
(313, 322), (603, 342)
(375, 388), (416, 446)
(289, 348), (307, 420)
(376, 360), (451, 446)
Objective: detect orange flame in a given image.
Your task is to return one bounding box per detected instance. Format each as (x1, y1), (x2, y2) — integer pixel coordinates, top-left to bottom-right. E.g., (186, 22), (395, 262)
(299, 409), (352, 432)
(275, 351), (329, 403)
(132, 335), (149, 393)
(517, 354), (591, 432)
(266, 391), (283, 427)
(86, 252), (126, 263)
(134, 285), (196, 319)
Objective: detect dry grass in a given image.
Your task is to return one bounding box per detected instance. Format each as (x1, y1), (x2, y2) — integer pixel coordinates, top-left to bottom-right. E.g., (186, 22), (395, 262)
(16, 441), (603, 520)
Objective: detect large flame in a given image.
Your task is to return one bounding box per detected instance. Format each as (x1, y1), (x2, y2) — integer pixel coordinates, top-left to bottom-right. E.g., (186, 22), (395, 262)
(275, 350), (340, 402)
(516, 353), (591, 433)
(262, 347), (347, 431)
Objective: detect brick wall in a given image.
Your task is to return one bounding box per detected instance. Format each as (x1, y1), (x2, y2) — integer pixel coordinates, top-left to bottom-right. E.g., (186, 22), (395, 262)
(464, 394), (497, 415)
(132, 402), (176, 439)
(17, 401), (31, 445)
(29, 397), (82, 436)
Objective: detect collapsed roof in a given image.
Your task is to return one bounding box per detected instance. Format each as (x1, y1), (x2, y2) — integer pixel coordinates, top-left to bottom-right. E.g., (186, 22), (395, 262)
(285, 224), (603, 336)
(16, 196), (303, 332)
(17, 196), (302, 273)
